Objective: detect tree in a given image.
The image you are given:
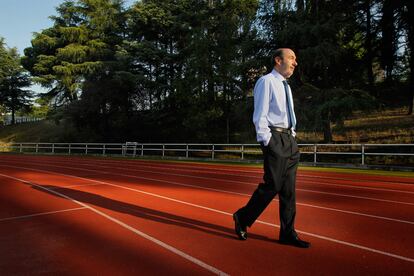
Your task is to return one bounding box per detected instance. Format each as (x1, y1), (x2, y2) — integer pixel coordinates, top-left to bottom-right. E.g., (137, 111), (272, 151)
(379, 0), (397, 82)
(295, 84), (376, 142)
(125, 0), (260, 142)
(19, 0), (410, 143)
(22, 0), (127, 104)
(0, 40), (32, 124)
(256, 0), (386, 142)
(22, 0), (134, 139)
(400, 0), (414, 114)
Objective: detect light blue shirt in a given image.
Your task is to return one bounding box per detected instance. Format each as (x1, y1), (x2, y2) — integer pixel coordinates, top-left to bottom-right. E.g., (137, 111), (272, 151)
(253, 69), (296, 146)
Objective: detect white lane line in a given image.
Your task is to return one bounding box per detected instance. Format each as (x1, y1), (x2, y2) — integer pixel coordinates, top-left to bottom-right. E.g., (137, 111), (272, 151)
(2, 166), (414, 264)
(4, 158), (414, 196)
(255, 220), (414, 264)
(298, 188), (414, 206)
(61, 182), (414, 226)
(2, 155), (413, 182)
(299, 178), (414, 194)
(93, 161), (414, 192)
(4, 158), (413, 193)
(0, 173), (229, 276)
(0, 207), (87, 222)
(41, 157), (414, 184)
(1, 164), (414, 225)
(92, 163), (414, 195)
(297, 173), (414, 186)
(4, 161), (414, 206)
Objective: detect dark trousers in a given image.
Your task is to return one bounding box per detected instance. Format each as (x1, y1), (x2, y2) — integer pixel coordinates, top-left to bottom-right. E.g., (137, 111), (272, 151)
(236, 131), (300, 238)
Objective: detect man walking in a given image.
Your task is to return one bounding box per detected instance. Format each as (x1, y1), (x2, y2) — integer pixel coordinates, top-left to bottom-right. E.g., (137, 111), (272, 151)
(233, 48), (310, 248)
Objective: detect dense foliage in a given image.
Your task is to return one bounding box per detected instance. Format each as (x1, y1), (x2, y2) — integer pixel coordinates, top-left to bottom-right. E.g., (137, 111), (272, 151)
(0, 38), (32, 125)
(5, 0), (412, 142)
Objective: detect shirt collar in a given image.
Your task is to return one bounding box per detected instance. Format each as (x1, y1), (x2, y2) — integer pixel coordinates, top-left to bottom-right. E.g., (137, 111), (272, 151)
(271, 69), (286, 82)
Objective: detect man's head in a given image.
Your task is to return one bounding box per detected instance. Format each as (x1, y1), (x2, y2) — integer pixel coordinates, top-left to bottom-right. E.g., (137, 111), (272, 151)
(273, 48), (297, 79)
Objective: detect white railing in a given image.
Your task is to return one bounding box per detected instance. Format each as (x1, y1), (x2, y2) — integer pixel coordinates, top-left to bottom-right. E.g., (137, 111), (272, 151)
(1, 116), (43, 126)
(0, 142), (413, 169)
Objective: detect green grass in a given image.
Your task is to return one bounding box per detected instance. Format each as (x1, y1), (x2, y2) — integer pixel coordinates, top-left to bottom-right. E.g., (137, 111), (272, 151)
(297, 107), (414, 143)
(0, 107), (413, 144)
(0, 119), (71, 143)
(299, 165), (414, 178)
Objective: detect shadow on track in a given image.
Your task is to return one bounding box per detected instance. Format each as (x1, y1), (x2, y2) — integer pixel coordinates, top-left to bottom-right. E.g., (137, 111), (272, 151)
(32, 185), (274, 242)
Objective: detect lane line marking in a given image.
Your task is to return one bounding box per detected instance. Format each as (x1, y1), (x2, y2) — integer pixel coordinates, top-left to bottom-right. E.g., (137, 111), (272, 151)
(8, 158), (413, 192)
(0, 207), (87, 222)
(50, 160), (414, 194)
(3, 161), (413, 206)
(3, 155), (413, 188)
(26, 156), (414, 182)
(2, 168), (414, 263)
(1, 164), (413, 225)
(298, 188), (414, 206)
(2, 158), (413, 198)
(60, 182), (414, 225)
(298, 178), (414, 194)
(0, 173), (229, 276)
(62, 183), (414, 264)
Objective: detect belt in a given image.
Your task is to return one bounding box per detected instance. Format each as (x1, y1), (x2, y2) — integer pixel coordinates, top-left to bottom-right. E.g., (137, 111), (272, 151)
(269, 126), (293, 135)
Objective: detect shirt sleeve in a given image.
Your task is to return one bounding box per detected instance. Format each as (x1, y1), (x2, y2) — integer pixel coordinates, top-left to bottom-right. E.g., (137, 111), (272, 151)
(252, 77), (272, 146)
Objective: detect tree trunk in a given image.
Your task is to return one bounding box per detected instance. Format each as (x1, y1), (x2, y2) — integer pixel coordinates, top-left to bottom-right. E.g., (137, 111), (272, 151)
(408, 53), (414, 114)
(409, 84), (414, 115)
(226, 116), (230, 144)
(323, 120), (332, 143)
(365, 0), (374, 85)
(407, 1), (414, 114)
(322, 110), (332, 142)
(381, 0), (396, 82)
(11, 107), (15, 125)
(296, 0), (304, 12)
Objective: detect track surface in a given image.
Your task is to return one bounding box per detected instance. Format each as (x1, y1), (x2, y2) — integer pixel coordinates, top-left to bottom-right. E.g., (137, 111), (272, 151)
(1, 154), (414, 275)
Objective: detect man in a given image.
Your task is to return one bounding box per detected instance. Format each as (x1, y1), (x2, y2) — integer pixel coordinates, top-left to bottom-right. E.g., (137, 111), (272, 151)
(233, 48), (310, 248)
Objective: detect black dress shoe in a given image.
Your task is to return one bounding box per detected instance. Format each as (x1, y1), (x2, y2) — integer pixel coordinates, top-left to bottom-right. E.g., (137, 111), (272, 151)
(279, 235), (310, 248)
(233, 213), (247, 240)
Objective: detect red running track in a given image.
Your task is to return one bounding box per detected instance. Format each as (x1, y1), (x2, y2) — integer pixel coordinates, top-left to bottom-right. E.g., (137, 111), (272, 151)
(1, 154), (414, 275)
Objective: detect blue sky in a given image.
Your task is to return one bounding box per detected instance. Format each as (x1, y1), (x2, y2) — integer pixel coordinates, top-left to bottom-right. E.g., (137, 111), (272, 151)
(0, 0), (65, 54)
(0, 0), (135, 54)
(0, 0), (135, 93)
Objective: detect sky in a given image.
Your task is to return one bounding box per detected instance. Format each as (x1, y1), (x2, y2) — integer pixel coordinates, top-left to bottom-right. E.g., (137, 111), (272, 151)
(0, 0), (135, 93)
(0, 0), (135, 54)
(0, 0), (65, 54)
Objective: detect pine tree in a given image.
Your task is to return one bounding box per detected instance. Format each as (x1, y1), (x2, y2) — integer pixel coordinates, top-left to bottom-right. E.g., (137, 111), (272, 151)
(0, 40), (32, 124)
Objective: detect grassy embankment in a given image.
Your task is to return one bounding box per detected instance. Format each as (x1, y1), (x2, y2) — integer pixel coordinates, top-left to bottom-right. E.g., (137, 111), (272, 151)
(297, 107), (414, 144)
(0, 107), (413, 144)
(0, 119), (72, 143)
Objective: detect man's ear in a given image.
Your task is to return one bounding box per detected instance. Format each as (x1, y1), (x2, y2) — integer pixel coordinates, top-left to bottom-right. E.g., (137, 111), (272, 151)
(274, 56), (281, 66)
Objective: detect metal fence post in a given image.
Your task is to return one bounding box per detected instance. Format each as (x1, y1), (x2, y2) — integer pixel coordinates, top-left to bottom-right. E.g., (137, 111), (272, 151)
(313, 144), (317, 164)
(52, 144), (55, 154)
(141, 144), (144, 156)
(36, 144), (38, 153)
(85, 144), (88, 155)
(361, 144), (365, 165)
(162, 144), (165, 158)
(186, 144), (189, 158)
(103, 144), (106, 156)
(68, 144), (71, 155)
(212, 144), (215, 160)
(241, 144), (244, 160)
(20, 143), (23, 153)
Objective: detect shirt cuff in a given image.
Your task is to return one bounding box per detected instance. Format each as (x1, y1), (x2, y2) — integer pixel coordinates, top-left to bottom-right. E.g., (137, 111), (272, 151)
(262, 135), (271, 146)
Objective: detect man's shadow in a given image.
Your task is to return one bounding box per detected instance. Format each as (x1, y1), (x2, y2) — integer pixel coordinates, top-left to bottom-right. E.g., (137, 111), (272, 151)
(32, 185), (273, 242)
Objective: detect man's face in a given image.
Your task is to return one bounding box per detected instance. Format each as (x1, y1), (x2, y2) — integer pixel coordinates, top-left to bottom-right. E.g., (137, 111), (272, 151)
(275, 49), (297, 78)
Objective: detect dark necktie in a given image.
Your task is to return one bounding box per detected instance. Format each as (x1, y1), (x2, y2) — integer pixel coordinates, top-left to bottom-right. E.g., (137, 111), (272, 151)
(282, 80), (296, 130)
